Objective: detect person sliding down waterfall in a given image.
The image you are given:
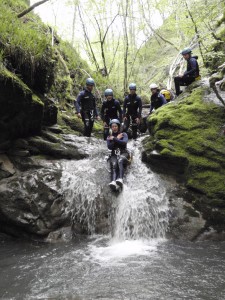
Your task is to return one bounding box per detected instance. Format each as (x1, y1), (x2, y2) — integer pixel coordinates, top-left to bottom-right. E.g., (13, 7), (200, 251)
(107, 119), (131, 191)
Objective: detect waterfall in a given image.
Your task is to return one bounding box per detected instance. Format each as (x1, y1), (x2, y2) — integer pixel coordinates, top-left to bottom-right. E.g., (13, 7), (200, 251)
(112, 142), (169, 240)
(61, 138), (169, 240)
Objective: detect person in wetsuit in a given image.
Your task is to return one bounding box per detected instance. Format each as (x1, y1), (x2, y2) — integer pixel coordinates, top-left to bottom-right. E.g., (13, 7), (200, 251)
(123, 83), (142, 139)
(75, 78), (100, 137)
(107, 119), (130, 190)
(174, 47), (200, 96)
(101, 89), (122, 140)
(149, 83), (167, 114)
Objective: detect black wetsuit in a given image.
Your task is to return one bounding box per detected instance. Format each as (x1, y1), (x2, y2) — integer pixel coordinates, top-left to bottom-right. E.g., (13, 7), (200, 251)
(123, 94), (142, 139)
(107, 131), (129, 181)
(75, 88), (99, 137)
(101, 99), (122, 140)
(174, 56), (200, 96)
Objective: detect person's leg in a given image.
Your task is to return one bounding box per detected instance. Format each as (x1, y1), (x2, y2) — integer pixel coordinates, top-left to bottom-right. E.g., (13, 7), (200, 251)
(110, 156), (118, 182)
(116, 153), (129, 187)
(123, 117), (130, 134)
(131, 117), (138, 139)
(89, 119), (94, 137)
(174, 76), (182, 96)
(109, 155), (118, 190)
(103, 120), (110, 140)
(184, 77), (195, 86)
(81, 111), (90, 137)
(88, 110), (94, 137)
(175, 76), (196, 96)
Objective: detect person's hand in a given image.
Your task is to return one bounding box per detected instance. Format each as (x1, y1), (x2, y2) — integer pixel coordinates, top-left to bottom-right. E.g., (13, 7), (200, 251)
(135, 118), (140, 124)
(123, 117), (127, 121)
(107, 135), (114, 140)
(97, 116), (101, 121)
(178, 74), (183, 78)
(117, 133), (123, 139)
(77, 113), (81, 119)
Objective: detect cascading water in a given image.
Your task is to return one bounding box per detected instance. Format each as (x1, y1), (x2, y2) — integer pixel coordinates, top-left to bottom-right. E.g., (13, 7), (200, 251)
(61, 138), (108, 234)
(112, 142), (169, 241)
(61, 137), (169, 241)
(2, 137), (225, 300)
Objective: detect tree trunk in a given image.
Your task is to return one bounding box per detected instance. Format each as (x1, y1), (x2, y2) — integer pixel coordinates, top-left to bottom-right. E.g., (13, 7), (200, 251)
(123, 0), (129, 94)
(78, 5), (100, 72)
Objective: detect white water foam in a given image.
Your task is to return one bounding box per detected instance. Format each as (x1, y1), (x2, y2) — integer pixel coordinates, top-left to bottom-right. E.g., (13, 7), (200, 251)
(88, 237), (162, 264)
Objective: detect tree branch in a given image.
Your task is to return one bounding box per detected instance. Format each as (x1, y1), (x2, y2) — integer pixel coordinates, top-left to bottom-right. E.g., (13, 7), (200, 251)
(211, 85), (225, 106)
(78, 5), (100, 72)
(17, 0), (50, 18)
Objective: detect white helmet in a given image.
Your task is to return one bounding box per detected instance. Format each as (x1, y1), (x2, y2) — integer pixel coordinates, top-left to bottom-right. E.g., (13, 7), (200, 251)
(149, 83), (158, 89)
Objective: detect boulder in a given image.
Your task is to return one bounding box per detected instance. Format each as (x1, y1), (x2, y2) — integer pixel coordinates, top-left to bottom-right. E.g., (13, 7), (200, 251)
(0, 166), (70, 237)
(0, 154), (16, 180)
(43, 97), (58, 126)
(143, 86), (225, 231)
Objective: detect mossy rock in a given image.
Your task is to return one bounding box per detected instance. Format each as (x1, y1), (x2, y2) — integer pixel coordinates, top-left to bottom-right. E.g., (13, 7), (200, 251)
(1, 1), (56, 94)
(93, 120), (104, 138)
(0, 69), (43, 143)
(61, 113), (84, 134)
(209, 72), (224, 87)
(143, 86), (225, 201)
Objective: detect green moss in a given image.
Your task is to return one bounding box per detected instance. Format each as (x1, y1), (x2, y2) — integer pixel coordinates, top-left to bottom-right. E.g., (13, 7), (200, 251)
(0, 68), (31, 94)
(32, 94), (44, 106)
(143, 86), (225, 200)
(93, 120), (104, 138)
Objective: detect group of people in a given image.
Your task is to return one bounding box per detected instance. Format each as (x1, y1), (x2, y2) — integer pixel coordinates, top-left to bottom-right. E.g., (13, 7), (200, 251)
(74, 47), (200, 190)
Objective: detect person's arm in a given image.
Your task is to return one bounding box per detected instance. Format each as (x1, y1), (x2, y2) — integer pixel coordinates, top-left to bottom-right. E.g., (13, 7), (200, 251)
(75, 93), (82, 113)
(113, 133), (128, 146)
(101, 102), (106, 121)
(123, 98), (127, 118)
(107, 138), (115, 150)
(93, 96), (100, 120)
(93, 97), (99, 118)
(160, 94), (167, 105)
(137, 97), (142, 118)
(116, 101), (123, 122)
(149, 98), (153, 113)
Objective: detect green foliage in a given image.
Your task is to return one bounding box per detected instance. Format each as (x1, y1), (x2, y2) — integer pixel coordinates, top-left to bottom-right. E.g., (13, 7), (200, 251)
(0, 1), (56, 93)
(0, 3), (51, 59)
(59, 41), (90, 75)
(3, 0), (28, 12)
(144, 86), (225, 199)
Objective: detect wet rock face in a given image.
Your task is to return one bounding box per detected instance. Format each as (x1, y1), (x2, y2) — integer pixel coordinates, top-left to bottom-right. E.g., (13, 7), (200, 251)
(0, 134), (111, 239)
(0, 70), (43, 144)
(0, 165), (69, 237)
(142, 85), (225, 233)
(167, 194), (206, 241)
(43, 98), (58, 126)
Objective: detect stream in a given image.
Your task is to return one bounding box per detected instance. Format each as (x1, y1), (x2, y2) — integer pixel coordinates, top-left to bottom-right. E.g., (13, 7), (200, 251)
(0, 138), (225, 299)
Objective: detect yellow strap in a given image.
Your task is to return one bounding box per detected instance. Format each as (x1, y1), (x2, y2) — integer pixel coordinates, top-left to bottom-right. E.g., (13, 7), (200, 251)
(195, 75), (201, 81)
